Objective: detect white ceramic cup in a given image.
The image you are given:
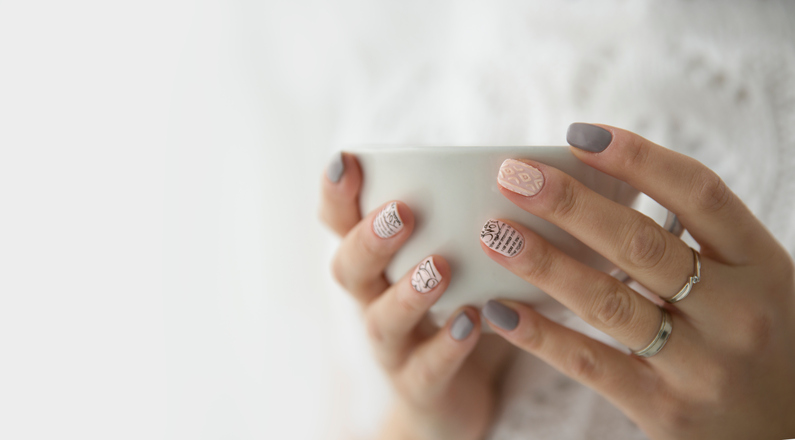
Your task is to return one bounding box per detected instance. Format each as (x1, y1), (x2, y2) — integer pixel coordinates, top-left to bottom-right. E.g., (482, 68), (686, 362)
(351, 146), (677, 329)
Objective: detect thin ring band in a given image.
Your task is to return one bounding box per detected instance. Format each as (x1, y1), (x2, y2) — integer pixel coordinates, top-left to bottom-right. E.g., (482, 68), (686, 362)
(631, 308), (673, 358)
(666, 248), (701, 304)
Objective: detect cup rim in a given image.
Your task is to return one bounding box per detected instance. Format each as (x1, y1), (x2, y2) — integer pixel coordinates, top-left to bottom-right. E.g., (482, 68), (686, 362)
(345, 145), (570, 154)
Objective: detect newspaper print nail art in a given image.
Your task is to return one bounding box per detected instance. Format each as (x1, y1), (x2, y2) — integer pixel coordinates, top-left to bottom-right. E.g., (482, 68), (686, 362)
(411, 257), (442, 293)
(480, 219), (524, 257)
(373, 202), (404, 238)
(498, 159), (544, 196)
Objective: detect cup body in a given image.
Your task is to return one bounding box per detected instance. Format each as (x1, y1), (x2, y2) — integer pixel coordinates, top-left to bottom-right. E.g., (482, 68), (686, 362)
(352, 146), (640, 328)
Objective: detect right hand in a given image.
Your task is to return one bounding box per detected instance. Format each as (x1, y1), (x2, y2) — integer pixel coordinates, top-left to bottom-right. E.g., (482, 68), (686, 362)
(319, 153), (514, 440)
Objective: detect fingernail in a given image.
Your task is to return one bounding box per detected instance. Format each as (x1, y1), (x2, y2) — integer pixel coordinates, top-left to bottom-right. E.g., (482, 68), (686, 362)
(450, 311), (474, 340)
(498, 159), (544, 196)
(373, 202), (404, 238)
(411, 256), (442, 293)
(326, 152), (345, 183)
(480, 219), (524, 257)
(566, 123), (613, 152)
(482, 300), (519, 331)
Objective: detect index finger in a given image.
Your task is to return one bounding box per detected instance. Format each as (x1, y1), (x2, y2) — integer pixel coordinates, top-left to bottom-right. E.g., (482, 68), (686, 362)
(319, 152), (363, 237)
(567, 123), (778, 265)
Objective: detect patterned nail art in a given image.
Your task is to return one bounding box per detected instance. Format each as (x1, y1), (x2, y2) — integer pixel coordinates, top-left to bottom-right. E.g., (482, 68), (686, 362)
(480, 219), (524, 257)
(498, 159), (544, 196)
(373, 202), (404, 238)
(411, 257), (442, 293)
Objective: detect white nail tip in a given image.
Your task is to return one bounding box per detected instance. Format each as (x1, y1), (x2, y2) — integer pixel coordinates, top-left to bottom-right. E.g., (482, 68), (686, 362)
(411, 257), (442, 293)
(480, 219), (524, 257)
(373, 202), (404, 238)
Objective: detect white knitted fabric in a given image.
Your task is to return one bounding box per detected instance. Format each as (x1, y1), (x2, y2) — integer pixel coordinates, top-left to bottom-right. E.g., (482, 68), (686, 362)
(327, 1), (795, 438)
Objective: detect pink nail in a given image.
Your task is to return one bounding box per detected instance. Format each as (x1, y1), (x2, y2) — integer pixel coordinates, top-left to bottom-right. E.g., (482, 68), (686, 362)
(498, 159), (544, 196)
(411, 257), (442, 293)
(373, 202), (404, 238)
(480, 219), (524, 257)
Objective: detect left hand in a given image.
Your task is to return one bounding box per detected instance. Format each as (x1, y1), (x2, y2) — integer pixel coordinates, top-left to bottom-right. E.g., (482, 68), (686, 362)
(479, 123), (795, 440)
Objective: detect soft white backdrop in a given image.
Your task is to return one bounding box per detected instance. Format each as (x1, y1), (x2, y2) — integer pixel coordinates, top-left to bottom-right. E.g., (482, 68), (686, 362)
(1, 1), (346, 439)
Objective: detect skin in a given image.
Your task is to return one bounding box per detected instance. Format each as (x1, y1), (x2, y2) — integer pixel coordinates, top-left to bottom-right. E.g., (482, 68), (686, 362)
(320, 125), (795, 439)
(319, 153), (515, 440)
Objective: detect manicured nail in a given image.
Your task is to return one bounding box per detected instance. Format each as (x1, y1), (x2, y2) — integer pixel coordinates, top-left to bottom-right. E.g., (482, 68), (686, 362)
(566, 123), (613, 152)
(482, 300), (519, 331)
(450, 311), (474, 340)
(498, 159), (544, 196)
(480, 219), (524, 257)
(373, 202), (404, 238)
(411, 256), (442, 293)
(326, 152), (345, 183)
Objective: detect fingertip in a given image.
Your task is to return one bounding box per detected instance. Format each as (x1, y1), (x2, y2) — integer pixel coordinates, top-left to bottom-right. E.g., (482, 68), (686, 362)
(483, 299), (520, 332)
(566, 122), (615, 153)
(323, 152), (362, 195)
(426, 254), (450, 278)
(392, 201), (414, 229)
(449, 307), (480, 342)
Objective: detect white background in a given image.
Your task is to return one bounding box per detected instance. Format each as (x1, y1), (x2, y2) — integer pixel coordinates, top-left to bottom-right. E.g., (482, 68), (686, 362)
(0, 1), (352, 439)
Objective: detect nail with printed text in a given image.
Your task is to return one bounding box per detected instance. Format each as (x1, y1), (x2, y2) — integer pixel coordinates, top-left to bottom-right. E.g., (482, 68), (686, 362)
(411, 256), (443, 293)
(480, 219), (524, 257)
(373, 202), (404, 238)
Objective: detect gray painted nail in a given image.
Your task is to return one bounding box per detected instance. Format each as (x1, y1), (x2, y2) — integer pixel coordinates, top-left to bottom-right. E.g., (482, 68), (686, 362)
(450, 312), (474, 340)
(326, 152), (345, 183)
(566, 123), (613, 152)
(482, 300), (519, 331)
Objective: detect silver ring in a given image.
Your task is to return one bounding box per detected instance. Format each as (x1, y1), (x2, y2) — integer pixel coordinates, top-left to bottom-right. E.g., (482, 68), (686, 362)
(666, 248), (701, 304)
(631, 308), (673, 358)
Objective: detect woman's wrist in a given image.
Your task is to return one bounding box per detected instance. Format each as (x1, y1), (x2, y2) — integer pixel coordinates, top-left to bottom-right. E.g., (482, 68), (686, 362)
(376, 403), (424, 440)
(376, 401), (462, 440)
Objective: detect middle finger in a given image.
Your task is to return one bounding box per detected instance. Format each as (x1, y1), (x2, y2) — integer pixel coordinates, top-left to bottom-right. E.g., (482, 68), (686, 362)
(496, 158), (721, 313)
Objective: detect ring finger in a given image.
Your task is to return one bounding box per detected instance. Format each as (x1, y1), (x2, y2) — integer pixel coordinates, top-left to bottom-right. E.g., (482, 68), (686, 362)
(479, 219), (700, 364)
(364, 255), (455, 369)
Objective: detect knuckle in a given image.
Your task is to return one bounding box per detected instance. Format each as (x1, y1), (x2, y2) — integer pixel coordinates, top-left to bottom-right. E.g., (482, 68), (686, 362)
(590, 284), (637, 331)
(363, 311), (385, 345)
(549, 178), (581, 220)
(395, 288), (426, 316)
(698, 361), (734, 405)
(519, 242), (555, 282)
(358, 230), (385, 260)
(412, 360), (439, 392)
(566, 346), (601, 382)
(736, 305), (775, 354)
(516, 317), (545, 352)
(691, 170), (732, 213)
(658, 396), (695, 434)
(330, 254), (348, 288)
(620, 217), (668, 270)
(620, 135), (650, 170)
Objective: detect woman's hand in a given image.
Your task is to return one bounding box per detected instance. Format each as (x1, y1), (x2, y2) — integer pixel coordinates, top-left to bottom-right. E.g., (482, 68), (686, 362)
(320, 153), (513, 440)
(480, 123), (795, 440)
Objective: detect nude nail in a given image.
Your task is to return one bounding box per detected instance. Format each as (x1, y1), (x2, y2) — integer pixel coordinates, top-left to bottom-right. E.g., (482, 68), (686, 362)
(373, 202), (404, 238)
(480, 219), (524, 257)
(498, 159), (544, 196)
(411, 257), (442, 293)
